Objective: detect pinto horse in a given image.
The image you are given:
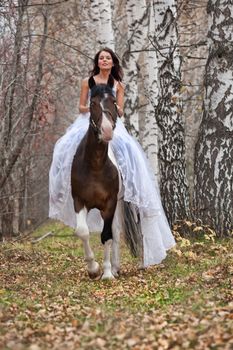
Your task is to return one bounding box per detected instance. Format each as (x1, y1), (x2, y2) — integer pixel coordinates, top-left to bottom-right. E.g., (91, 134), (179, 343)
(71, 84), (142, 279)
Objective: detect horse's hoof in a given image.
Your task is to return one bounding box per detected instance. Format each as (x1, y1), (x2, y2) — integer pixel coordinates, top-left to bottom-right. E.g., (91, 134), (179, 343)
(112, 268), (120, 278)
(138, 262), (146, 270)
(88, 269), (101, 279)
(101, 272), (115, 280)
(88, 262), (101, 279)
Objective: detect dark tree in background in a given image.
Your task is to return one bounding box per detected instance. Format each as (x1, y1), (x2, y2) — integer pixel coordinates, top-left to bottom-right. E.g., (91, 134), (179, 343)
(194, 0), (233, 236)
(0, 0), (96, 239)
(0, 0), (49, 238)
(151, 0), (190, 225)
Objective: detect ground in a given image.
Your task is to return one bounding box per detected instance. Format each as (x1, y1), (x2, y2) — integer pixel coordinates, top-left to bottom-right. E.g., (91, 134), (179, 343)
(0, 221), (233, 350)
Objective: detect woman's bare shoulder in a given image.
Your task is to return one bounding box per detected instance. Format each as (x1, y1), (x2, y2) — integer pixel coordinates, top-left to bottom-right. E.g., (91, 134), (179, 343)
(81, 77), (89, 86)
(116, 80), (125, 92)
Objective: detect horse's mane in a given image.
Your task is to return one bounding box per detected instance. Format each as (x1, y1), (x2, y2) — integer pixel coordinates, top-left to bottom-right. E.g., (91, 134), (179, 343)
(90, 84), (115, 98)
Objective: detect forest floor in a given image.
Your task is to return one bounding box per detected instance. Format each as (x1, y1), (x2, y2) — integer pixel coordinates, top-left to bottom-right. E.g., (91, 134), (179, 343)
(0, 220), (233, 350)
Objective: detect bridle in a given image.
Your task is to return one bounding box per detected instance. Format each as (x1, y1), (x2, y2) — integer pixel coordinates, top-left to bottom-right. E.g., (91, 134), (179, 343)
(90, 100), (118, 135)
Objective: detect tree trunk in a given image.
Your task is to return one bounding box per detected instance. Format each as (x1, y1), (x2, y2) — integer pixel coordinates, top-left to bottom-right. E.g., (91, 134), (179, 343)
(122, 1), (149, 136)
(139, 3), (159, 178)
(99, 0), (115, 49)
(152, 0), (190, 225)
(138, 49), (159, 178)
(194, 0), (233, 236)
(90, 0), (114, 49)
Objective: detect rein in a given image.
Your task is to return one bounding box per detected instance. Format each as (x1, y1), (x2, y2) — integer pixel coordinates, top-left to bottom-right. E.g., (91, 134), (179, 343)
(90, 118), (99, 133)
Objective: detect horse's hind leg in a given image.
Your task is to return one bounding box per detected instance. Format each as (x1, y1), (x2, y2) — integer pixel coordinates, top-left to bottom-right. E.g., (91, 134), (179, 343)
(75, 207), (100, 279)
(111, 200), (123, 277)
(102, 239), (115, 279)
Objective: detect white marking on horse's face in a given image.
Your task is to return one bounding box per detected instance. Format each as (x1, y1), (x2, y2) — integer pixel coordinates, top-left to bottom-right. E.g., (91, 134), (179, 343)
(100, 101), (113, 142)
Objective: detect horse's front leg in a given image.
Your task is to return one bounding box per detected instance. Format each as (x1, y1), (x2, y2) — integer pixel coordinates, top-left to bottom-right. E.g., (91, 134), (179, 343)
(101, 216), (115, 280)
(75, 207), (100, 279)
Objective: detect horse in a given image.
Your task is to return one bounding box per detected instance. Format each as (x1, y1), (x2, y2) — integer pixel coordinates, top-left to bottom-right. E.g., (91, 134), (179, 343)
(71, 84), (142, 279)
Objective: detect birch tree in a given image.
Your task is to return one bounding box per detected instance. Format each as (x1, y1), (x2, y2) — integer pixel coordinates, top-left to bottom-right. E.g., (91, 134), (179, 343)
(139, 2), (159, 177)
(151, 0), (190, 224)
(122, 1), (149, 136)
(194, 0), (233, 236)
(90, 0), (115, 49)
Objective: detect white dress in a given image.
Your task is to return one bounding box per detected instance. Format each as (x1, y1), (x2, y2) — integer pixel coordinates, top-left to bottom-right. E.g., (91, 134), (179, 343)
(49, 100), (176, 267)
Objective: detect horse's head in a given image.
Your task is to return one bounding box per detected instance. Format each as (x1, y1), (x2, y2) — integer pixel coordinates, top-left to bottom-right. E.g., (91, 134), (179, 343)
(90, 85), (118, 142)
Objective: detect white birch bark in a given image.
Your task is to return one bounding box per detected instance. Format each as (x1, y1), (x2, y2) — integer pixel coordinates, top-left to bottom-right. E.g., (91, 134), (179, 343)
(152, 0), (190, 224)
(194, 0), (233, 236)
(99, 0), (114, 49)
(139, 2), (159, 177)
(90, 0), (114, 50)
(122, 0), (149, 136)
(89, 0), (100, 48)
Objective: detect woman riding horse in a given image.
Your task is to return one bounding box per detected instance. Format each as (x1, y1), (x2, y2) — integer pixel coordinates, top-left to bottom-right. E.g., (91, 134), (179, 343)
(71, 84), (121, 279)
(49, 47), (176, 278)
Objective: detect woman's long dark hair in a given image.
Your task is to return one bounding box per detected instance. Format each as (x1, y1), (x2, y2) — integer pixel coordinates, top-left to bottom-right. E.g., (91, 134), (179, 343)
(90, 47), (123, 82)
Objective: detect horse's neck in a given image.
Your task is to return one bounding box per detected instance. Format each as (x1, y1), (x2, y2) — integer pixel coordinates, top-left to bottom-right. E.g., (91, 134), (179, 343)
(84, 127), (109, 169)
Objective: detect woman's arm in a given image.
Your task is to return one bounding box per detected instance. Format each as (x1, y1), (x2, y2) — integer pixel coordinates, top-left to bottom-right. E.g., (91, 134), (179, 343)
(79, 78), (89, 113)
(116, 81), (125, 117)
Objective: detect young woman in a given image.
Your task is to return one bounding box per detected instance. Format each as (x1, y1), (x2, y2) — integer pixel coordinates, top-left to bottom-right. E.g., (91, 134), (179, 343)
(49, 47), (175, 267)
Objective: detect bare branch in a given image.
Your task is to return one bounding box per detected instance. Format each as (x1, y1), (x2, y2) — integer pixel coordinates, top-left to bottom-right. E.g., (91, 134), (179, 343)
(23, 33), (93, 60)
(0, 6), (49, 190)
(128, 40), (207, 54)
(1, 0), (70, 8)
(31, 231), (54, 243)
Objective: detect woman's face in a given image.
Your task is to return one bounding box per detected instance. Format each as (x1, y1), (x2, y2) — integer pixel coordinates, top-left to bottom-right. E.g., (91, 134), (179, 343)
(98, 51), (113, 71)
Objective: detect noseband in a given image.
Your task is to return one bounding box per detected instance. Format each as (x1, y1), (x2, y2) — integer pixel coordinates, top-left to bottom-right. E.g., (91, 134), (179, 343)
(90, 101), (118, 135)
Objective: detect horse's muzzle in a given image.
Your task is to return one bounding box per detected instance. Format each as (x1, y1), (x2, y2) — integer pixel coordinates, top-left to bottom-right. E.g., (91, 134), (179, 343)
(101, 125), (113, 142)
(100, 114), (114, 141)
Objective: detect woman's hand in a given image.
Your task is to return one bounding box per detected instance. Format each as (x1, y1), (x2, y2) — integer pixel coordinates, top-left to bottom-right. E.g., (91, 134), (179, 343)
(80, 105), (90, 113)
(116, 104), (123, 116)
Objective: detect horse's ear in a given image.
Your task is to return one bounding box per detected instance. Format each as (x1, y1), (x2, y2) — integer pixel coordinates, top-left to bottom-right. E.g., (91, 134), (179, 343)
(88, 76), (96, 89)
(107, 75), (114, 88)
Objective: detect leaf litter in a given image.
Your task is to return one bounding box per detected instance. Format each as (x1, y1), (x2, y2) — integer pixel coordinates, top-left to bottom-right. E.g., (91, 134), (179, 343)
(0, 221), (233, 349)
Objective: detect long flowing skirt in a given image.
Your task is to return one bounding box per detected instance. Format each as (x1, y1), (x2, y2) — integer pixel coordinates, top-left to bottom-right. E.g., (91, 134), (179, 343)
(49, 113), (176, 266)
